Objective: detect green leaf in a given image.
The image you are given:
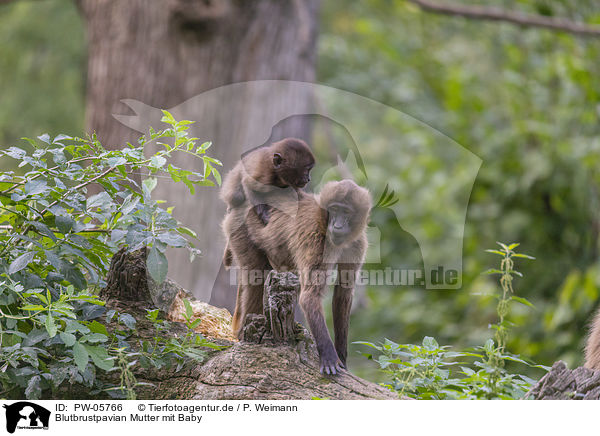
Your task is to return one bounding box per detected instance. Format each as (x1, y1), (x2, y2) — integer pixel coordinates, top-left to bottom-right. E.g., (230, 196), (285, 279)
(212, 167), (221, 185)
(500, 354), (530, 366)
(188, 318), (203, 329)
(197, 141), (212, 152)
(177, 226), (197, 239)
(5, 146), (26, 159)
(111, 229), (127, 244)
(21, 304), (46, 311)
(160, 110), (176, 124)
(55, 215), (76, 234)
(24, 179), (49, 196)
(60, 332), (77, 346)
(37, 133), (51, 144)
(9, 251), (36, 274)
(88, 320), (108, 335)
(107, 156), (127, 167)
(28, 221), (57, 242)
(147, 244), (168, 283)
(142, 177), (157, 196)
(65, 319), (91, 334)
(146, 309), (159, 322)
(119, 313), (137, 329)
(204, 156), (222, 166)
(485, 249), (505, 256)
(106, 309), (117, 323)
(510, 296), (534, 308)
(150, 155), (166, 169)
(53, 134), (72, 143)
(23, 328), (49, 346)
(513, 253), (536, 260)
(73, 342), (89, 373)
(182, 177), (195, 195)
(183, 299), (193, 319)
(86, 191), (112, 210)
(80, 333), (108, 343)
(45, 312), (58, 338)
(157, 232), (187, 247)
(483, 339), (495, 353)
(45, 249), (62, 270)
(422, 336), (439, 351)
(167, 164), (181, 182)
(120, 195), (140, 216)
(461, 366), (475, 376)
(85, 344), (114, 371)
(117, 164), (128, 178)
(25, 375), (42, 400)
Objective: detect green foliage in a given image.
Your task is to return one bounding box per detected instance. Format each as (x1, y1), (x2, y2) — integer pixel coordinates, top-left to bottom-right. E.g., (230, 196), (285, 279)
(0, 112), (222, 399)
(358, 336), (540, 399)
(320, 0), (600, 373)
(358, 243), (548, 399)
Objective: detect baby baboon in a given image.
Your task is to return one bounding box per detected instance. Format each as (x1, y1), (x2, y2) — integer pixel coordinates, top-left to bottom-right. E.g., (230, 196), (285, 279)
(223, 179), (372, 375)
(220, 138), (315, 225)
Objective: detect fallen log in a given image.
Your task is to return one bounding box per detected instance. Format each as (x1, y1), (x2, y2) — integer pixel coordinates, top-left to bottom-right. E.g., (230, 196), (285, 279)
(77, 248), (398, 400)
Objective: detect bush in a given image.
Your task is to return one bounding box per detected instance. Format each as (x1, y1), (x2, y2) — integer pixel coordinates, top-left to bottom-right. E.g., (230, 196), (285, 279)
(0, 112), (222, 399)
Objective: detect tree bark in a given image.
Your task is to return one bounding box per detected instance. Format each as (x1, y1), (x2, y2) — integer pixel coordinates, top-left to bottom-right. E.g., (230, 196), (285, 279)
(78, 0), (320, 305)
(100, 247), (149, 303)
(526, 361), (600, 400)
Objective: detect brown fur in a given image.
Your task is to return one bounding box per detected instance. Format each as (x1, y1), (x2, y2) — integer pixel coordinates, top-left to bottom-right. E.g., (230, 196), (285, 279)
(585, 307), (600, 369)
(219, 137), (315, 222)
(220, 138), (314, 268)
(222, 179), (371, 374)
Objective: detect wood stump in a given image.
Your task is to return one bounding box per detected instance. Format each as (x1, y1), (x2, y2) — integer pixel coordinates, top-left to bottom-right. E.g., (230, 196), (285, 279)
(100, 247), (149, 303)
(242, 271), (305, 345)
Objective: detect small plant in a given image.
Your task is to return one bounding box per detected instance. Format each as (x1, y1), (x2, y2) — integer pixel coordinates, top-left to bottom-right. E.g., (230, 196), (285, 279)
(0, 112), (222, 399)
(103, 304), (225, 399)
(359, 242), (547, 399)
(356, 337), (480, 399)
(479, 242), (537, 396)
(107, 347), (143, 400)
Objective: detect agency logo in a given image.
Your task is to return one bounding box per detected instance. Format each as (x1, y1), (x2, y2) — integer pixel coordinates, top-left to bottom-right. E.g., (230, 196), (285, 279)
(2, 402), (50, 434)
(115, 80), (481, 300)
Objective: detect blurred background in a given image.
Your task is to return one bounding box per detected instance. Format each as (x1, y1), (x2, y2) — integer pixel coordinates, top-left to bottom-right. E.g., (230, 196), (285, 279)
(1, 0), (599, 379)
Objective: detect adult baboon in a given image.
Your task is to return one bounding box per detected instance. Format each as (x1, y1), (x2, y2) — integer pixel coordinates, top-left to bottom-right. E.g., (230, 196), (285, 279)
(223, 179), (371, 375)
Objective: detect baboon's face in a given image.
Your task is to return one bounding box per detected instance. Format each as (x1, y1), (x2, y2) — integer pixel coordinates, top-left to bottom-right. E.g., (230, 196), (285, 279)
(273, 151), (314, 188)
(326, 201), (354, 246)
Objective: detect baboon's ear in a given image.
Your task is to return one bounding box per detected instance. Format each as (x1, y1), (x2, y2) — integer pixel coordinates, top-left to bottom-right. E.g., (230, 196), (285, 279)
(273, 153), (283, 168)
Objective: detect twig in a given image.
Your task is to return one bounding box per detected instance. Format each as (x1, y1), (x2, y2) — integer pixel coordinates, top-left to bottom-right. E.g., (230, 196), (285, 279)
(39, 165), (116, 217)
(0, 156), (98, 196)
(408, 0), (600, 37)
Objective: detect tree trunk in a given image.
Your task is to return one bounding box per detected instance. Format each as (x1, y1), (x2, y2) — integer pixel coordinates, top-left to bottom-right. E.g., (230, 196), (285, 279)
(78, 0), (320, 305)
